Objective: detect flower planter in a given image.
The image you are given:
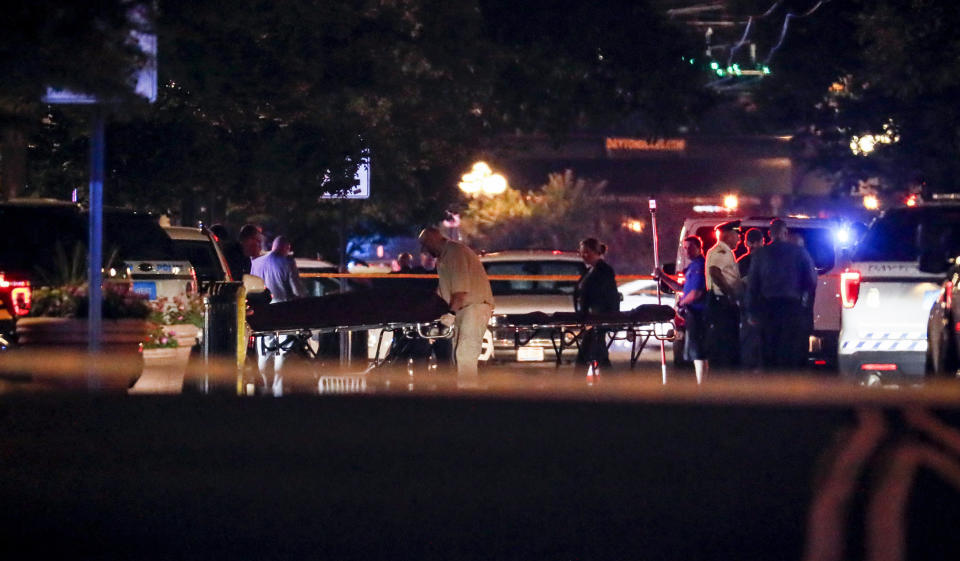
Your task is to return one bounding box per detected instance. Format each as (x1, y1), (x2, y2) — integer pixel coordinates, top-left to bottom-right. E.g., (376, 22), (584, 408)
(15, 317), (148, 390)
(168, 323), (201, 349)
(134, 346), (193, 394)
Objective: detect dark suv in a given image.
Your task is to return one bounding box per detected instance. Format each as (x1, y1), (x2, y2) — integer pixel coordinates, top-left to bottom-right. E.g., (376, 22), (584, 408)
(0, 199), (195, 342)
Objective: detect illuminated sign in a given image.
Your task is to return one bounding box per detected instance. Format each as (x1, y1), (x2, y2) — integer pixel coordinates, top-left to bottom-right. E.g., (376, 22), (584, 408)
(605, 137), (686, 157)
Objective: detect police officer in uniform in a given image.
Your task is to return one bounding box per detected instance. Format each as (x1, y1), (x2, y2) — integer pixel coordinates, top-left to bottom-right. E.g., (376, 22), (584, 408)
(705, 221), (742, 369)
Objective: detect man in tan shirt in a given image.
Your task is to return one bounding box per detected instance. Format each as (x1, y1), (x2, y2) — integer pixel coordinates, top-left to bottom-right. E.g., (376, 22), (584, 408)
(418, 227), (494, 376)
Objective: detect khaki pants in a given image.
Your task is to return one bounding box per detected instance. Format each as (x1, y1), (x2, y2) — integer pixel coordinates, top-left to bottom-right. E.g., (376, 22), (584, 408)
(453, 303), (493, 377)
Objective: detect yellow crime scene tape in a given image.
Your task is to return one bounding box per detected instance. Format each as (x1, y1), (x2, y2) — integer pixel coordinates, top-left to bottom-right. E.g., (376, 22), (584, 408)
(299, 272), (655, 281)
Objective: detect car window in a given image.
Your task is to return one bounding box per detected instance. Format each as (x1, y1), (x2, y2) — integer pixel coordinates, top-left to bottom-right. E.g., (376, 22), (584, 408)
(794, 228), (835, 272)
(855, 208), (960, 262)
(0, 207), (86, 281)
(171, 239), (224, 283)
(483, 260), (585, 295)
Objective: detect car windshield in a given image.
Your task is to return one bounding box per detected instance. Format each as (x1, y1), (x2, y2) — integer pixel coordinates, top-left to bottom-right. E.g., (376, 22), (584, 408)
(100, 211), (176, 261)
(855, 207), (960, 262)
(171, 238), (225, 283)
(484, 260), (585, 295)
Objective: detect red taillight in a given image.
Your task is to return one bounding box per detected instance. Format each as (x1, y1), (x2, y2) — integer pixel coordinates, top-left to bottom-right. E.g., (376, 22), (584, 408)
(12, 287), (30, 316)
(814, 360), (827, 366)
(861, 363), (897, 371)
(840, 271), (861, 308)
(1, 273), (31, 316)
(944, 281), (954, 310)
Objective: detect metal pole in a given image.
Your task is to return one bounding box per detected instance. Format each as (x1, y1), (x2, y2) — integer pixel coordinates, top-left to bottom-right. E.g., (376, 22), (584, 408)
(338, 202), (351, 367)
(87, 106), (105, 390)
(649, 198), (667, 385)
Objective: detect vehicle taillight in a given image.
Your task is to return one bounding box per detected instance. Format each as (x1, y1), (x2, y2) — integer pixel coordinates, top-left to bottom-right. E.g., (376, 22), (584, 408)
(12, 287), (30, 316)
(0, 273), (31, 316)
(840, 271), (861, 308)
(861, 363), (897, 371)
(945, 281), (954, 310)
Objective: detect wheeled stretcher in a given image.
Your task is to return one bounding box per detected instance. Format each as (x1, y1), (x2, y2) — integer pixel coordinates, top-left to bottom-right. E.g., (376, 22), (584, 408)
(492, 304), (676, 367)
(245, 288), (453, 364)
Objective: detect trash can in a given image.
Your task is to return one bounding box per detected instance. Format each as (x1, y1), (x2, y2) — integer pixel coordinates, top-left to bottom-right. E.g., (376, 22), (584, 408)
(185, 281), (246, 394)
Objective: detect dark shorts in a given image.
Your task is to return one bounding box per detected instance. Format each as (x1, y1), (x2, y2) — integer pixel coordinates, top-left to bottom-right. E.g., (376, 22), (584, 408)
(682, 307), (708, 361)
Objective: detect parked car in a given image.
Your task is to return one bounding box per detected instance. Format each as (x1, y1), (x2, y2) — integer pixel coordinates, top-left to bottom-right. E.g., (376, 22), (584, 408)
(0, 200), (196, 342)
(0, 272), (30, 347)
(617, 278), (675, 343)
(673, 215), (850, 368)
(164, 225), (233, 292)
(841, 202), (960, 384)
(618, 278), (675, 312)
(480, 249), (586, 362)
(924, 259), (960, 377)
(295, 257), (344, 297)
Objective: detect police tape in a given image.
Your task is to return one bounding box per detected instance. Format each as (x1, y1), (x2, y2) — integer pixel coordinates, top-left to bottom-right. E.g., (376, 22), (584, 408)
(298, 272), (656, 281)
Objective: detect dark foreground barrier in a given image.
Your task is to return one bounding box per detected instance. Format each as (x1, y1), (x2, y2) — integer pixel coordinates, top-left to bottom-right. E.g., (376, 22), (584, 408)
(1, 386), (959, 560)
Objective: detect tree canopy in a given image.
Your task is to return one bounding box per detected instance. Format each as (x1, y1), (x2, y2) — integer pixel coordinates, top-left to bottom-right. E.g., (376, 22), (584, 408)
(7, 0), (708, 259)
(741, 0), (960, 198)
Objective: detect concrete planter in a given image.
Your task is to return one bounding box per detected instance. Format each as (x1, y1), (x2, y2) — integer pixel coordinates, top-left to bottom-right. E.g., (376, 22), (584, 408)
(167, 323), (200, 349)
(15, 317), (148, 389)
(135, 346), (193, 394)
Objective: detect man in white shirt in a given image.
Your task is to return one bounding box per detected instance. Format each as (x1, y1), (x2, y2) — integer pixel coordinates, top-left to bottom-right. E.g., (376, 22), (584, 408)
(418, 227), (494, 377)
(705, 221), (743, 369)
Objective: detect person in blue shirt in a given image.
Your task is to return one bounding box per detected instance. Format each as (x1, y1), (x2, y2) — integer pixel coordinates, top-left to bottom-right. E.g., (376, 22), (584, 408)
(654, 236), (709, 383)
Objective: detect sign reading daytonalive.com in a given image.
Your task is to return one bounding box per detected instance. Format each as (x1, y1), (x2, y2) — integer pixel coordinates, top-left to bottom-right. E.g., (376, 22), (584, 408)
(604, 137), (686, 157)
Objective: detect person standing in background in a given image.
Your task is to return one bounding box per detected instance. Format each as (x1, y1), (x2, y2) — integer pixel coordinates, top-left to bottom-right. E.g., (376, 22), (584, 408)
(573, 237), (619, 368)
(737, 228), (765, 370)
(745, 219), (818, 371)
(737, 228), (764, 280)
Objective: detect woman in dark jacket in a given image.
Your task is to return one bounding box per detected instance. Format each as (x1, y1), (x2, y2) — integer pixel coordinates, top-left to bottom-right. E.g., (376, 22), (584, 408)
(574, 238), (620, 367)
